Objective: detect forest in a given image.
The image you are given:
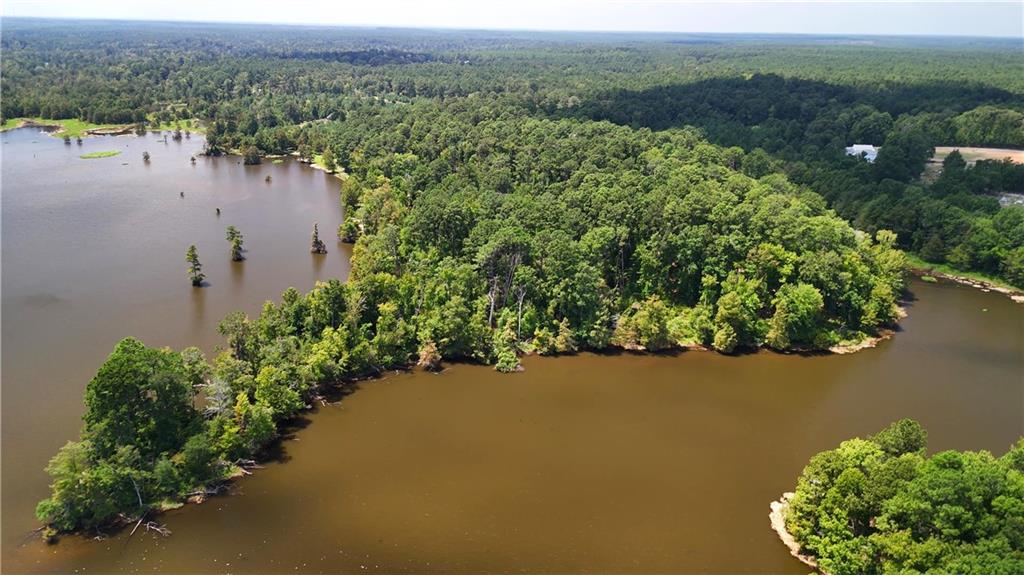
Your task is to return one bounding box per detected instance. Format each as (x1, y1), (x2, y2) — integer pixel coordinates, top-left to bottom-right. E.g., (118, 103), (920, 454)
(785, 420), (1024, 574)
(3, 20), (1021, 286)
(4, 20), (1021, 562)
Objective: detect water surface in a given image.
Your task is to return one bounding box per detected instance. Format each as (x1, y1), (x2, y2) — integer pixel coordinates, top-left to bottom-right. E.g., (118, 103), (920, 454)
(2, 128), (1022, 574)
(1, 128), (350, 570)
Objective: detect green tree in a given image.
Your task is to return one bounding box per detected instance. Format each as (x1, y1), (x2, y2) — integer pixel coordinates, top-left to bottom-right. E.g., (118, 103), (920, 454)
(320, 147), (337, 173)
(186, 244), (204, 286)
(83, 338), (198, 460)
(712, 274), (763, 353)
(943, 149), (967, 172)
(493, 310), (520, 372)
(226, 225), (245, 261)
(242, 145), (261, 165)
(766, 283), (824, 349)
(254, 365), (304, 421)
(310, 222), (327, 254)
(614, 296), (672, 351)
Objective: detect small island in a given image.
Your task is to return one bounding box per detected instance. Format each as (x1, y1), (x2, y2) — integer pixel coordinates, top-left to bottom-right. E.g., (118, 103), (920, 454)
(773, 420), (1024, 574)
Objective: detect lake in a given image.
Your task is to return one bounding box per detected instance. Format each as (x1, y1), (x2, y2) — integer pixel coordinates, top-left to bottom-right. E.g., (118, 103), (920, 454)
(2, 129), (1022, 574)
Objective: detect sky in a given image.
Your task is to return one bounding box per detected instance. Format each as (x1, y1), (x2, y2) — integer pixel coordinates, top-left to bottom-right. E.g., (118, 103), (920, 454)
(2, 1), (1022, 38)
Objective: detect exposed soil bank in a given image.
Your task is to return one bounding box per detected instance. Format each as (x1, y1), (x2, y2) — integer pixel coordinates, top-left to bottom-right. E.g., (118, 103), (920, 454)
(84, 126), (133, 136)
(5, 119), (63, 132)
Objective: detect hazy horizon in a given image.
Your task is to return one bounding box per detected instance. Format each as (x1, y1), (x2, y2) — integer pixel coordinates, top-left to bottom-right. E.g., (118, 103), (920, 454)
(3, 1), (1022, 39)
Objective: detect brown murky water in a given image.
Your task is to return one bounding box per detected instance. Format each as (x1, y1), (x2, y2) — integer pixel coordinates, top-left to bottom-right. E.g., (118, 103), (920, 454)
(2, 128), (1023, 574)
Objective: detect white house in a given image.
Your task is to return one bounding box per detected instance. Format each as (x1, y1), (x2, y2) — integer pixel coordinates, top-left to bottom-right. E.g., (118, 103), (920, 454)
(845, 144), (879, 162)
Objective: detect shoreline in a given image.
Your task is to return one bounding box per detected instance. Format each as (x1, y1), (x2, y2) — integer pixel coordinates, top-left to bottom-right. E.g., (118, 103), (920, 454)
(909, 268), (1024, 304)
(828, 305), (906, 354)
(289, 151), (348, 180)
(39, 315), (901, 542)
(217, 149), (346, 180)
(827, 326), (896, 355)
(769, 493), (829, 575)
(2, 119), (200, 138)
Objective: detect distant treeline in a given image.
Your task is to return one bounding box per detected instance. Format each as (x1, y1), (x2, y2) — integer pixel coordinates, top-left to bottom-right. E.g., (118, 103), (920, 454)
(4, 20), (1021, 287)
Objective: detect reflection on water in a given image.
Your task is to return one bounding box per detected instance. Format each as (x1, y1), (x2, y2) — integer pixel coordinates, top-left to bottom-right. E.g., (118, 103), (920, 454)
(2, 128), (1022, 575)
(229, 259), (246, 301)
(190, 282), (208, 329)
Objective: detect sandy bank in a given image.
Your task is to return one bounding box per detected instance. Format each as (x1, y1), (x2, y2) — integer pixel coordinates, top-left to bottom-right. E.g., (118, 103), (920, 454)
(769, 492), (830, 575)
(289, 151), (348, 180)
(827, 305), (906, 354)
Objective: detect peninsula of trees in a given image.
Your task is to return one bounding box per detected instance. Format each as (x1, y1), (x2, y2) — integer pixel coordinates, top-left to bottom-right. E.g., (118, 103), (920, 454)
(781, 420), (1024, 574)
(37, 117), (906, 535)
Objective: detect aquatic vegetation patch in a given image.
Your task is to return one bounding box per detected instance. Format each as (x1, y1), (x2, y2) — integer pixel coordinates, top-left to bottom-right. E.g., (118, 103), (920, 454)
(80, 150), (122, 159)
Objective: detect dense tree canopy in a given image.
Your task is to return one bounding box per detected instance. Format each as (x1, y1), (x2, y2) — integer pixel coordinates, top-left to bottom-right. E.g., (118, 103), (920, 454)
(4, 19), (1020, 285)
(786, 420), (1024, 575)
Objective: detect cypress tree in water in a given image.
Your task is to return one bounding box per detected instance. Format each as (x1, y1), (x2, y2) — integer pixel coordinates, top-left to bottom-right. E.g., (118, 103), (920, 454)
(226, 226), (245, 261)
(310, 222), (327, 254)
(185, 245), (205, 286)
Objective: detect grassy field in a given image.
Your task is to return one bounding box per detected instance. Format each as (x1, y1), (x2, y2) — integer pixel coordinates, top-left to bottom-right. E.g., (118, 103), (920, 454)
(309, 154), (349, 179)
(905, 253), (1019, 291)
(932, 146), (1024, 164)
(923, 146), (1024, 183)
(311, 153), (329, 170)
(145, 115), (205, 134)
(80, 150), (122, 159)
(2, 116), (206, 136)
(1, 117), (127, 138)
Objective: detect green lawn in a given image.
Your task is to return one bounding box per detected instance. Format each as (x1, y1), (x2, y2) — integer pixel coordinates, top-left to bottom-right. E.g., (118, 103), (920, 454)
(80, 150), (122, 159)
(145, 115), (205, 134)
(1, 117), (127, 138)
(1, 116), (206, 137)
(310, 154), (348, 178)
